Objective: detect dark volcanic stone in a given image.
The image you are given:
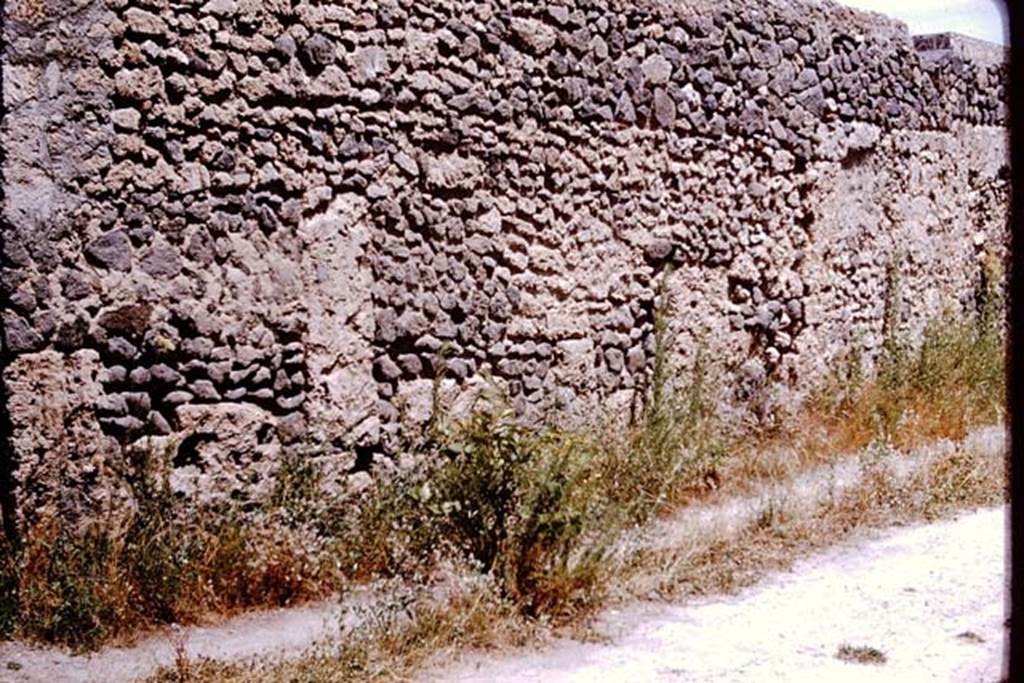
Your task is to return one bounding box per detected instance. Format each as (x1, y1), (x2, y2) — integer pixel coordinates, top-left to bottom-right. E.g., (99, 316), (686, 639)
(148, 410), (173, 435)
(3, 313), (43, 353)
(59, 269), (95, 300)
(85, 229), (133, 271)
(301, 34), (335, 69)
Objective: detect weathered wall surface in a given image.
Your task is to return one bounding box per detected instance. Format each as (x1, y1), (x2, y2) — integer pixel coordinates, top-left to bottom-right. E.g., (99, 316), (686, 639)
(0, 0), (1008, 527)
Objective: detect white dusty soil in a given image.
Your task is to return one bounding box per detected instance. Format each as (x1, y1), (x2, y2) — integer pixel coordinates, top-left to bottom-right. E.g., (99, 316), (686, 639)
(0, 428), (1006, 682)
(0, 598), (345, 683)
(430, 506), (1008, 683)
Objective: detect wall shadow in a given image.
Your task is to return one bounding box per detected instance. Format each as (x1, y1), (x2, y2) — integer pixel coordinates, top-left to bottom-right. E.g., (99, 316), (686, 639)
(0, 0), (20, 544)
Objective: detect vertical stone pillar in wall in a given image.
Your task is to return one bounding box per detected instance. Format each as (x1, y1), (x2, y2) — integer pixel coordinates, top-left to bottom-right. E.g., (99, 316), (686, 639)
(2, 0), (118, 532)
(297, 195), (377, 451)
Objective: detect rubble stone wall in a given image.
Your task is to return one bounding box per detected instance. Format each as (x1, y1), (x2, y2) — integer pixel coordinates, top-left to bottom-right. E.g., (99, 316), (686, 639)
(1, 0), (1008, 527)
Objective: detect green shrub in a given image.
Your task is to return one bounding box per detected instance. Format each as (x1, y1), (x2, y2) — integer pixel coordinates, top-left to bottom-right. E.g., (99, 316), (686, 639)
(423, 406), (611, 617)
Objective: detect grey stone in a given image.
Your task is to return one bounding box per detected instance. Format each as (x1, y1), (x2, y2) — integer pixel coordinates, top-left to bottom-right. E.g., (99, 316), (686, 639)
(208, 361), (232, 384)
(182, 337), (215, 359)
(374, 356), (401, 381)
(201, 0), (237, 16)
(447, 358), (472, 379)
(276, 412), (307, 444)
(129, 367), (151, 385)
(124, 8), (167, 36)
(394, 152), (419, 176)
(225, 388), (248, 401)
(642, 54), (673, 85)
(615, 91), (637, 123)
(8, 288), (35, 315)
(124, 392), (152, 415)
(397, 354), (423, 376)
(793, 67), (820, 92)
(396, 310), (430, 338)
(107, 337), (139, 361)
(164, 391), (193, 406)
(190, 380), (221, 400)
(140, 245), (183, 279)
(96, 394), (129, 416)
(415, 334), (443, 352)
(148, 411), (173, 435)
(301, 34), (335, 68)
(100, 365), (128, 384)
(351, 46), (389, 84)
(151, 364), (184, 385)
(114, 66), (164, 100)
(645, 239), (674, 261)
(276, 394), (305, 410)
(101, 416), (145, 433)
(59, 269), (94, 300)
(626, 347), (646, 373)
(230, 365), (256, 384)
(273, 369), (292, 393)
(375, 309), (398, 343)
(769, 62), (796, 96)
(111, 108), (142, 131)
(3, 314), (43, 353)
(250, 367), (272, 386)
(511, 18), (558, 55)
(605, 348), (625, 373)
(653, 88), (677, 127)
(547, 6), (570, 24)
(85, 229), (132, 271)
(797, 85), (825, 116)
(274, 34), (297, 61)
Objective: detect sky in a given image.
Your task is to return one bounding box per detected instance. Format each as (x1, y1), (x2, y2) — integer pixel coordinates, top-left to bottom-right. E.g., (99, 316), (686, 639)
(832, 0), (1008, 45)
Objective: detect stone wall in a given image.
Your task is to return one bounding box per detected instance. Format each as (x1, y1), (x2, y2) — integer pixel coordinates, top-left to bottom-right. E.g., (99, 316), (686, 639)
(0, 0), (1009, 528)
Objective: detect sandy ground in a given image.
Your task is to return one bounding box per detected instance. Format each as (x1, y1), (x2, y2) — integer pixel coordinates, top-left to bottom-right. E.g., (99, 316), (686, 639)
(0, 427), (1006, 682)
(431, 506), (1008, 683)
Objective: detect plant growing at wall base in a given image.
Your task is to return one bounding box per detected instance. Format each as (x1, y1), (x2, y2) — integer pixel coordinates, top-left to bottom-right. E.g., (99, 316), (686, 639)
(2, 441), (339, 650)
(603, 270), (727, 523)
(799, 255), (1006, 457)
(424, 405), (612, 618)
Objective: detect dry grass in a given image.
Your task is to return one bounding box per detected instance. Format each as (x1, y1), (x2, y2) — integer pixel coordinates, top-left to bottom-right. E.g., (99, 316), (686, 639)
(0, 451), (343, 651)
(1, 510), (338, 652)
(720, 306), (1005, 498)
(143, 437), (1004, 683)
(620, 441), (1005, 604)
(148, 574), (533, 683)
(0, 273), (1006, 665)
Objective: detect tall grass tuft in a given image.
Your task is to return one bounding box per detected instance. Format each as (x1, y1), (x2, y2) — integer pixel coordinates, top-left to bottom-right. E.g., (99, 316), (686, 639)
(601, 273), (727, 522)
(797, 253), (1005, 462)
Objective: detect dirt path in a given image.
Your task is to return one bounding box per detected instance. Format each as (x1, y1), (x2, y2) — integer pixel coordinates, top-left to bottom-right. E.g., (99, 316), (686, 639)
(0, 599), (345, 683)
(430, 505), (1008, 683)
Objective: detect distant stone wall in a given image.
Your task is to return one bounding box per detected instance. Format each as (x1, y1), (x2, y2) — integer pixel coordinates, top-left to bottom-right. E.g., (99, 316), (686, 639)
(0, 0), (1008, 528)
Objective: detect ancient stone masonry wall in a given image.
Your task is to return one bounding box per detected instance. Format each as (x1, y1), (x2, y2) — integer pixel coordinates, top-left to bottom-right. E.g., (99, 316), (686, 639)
(0, 0), (1009, 526)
